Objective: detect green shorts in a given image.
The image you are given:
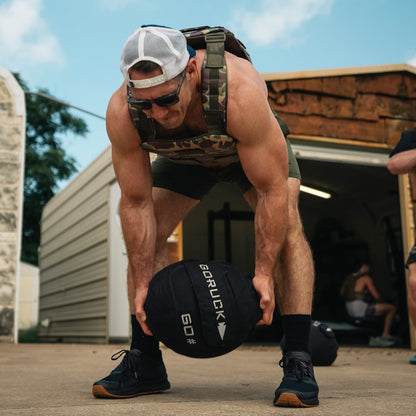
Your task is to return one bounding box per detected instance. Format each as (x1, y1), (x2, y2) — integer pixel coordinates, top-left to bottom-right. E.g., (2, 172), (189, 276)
(152, 139), (301, 200)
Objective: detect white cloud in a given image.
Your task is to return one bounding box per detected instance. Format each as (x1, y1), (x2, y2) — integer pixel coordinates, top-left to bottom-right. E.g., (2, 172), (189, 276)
(0, 0), (64, 69)
(231, 0), (335, 46)
(408, 55), (416, 68)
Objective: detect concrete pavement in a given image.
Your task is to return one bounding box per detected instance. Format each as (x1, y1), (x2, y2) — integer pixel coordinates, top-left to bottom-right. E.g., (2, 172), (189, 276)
(0, 343), (415, 415)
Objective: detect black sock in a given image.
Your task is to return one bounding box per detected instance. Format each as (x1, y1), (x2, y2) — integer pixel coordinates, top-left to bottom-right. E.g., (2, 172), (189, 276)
(281, 314), (311, 354)
(130, 315), (159, 355)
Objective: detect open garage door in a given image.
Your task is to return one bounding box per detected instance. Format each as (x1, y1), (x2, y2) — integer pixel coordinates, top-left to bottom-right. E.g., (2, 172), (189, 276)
(182, 145), (410, 345)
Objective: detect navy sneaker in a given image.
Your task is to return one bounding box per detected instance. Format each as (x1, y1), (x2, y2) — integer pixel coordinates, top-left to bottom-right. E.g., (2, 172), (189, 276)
(92, 349), (170, 398)
(273, 351), (319, 407)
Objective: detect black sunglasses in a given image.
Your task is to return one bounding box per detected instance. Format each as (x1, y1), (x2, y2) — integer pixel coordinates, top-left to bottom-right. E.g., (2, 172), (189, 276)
(127, 70), (186, 110)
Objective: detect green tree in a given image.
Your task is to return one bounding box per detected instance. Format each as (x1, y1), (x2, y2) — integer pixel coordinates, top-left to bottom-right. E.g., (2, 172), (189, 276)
(14, 73), (88, 265)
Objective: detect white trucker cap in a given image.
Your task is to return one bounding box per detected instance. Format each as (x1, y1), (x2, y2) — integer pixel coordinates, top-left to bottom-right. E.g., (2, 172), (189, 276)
(120, 26), (190, 89)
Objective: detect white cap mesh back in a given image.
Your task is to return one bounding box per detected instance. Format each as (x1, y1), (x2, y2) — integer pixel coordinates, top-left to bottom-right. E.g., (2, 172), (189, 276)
(120, 26), (190, 88)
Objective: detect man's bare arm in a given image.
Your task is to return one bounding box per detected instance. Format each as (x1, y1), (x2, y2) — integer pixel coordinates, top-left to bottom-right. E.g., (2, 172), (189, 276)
(388, 149), (416, 174)
(106, 87), (155, 334)
(227, 62), (289, 325)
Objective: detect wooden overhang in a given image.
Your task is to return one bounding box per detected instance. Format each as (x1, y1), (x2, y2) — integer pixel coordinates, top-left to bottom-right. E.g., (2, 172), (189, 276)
(264, 63), (416, 151)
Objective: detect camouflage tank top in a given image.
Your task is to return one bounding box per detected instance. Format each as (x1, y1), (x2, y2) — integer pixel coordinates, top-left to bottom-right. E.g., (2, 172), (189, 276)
(127, 51), (238, 168)
(127, 27), (290, 168)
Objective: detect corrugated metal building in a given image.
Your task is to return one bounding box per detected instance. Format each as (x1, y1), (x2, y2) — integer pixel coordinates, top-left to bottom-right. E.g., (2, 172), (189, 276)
(38, 64), (416, 346)
(38, 148), (121, 343)
(18, 262), (39, 330)
(38, 149), (174, 344)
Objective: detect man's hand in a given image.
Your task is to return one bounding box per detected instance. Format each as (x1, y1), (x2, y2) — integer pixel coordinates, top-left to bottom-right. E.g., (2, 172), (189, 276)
(134, 285), (153, 336)
(252, 274), (275, 326)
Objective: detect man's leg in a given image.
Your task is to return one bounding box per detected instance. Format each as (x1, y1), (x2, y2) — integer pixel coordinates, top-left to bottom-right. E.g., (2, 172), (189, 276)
(405, 245), (416, 363)
(93, 188), (199, 398)
(273, 178), (318, 407)
(407, 263), (416, 329)
(374, 302), (397, 338)
(244, 177), (318, 408)
(274, 177), (314, 357)
(274, 178), (314, 315)
(407, 263), (416, 364)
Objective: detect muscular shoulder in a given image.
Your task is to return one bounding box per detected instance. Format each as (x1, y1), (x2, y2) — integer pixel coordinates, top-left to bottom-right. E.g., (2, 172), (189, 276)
(225, 53), (276, 143)
(226, 53), (268, 103)
(106, 84), (141, 151)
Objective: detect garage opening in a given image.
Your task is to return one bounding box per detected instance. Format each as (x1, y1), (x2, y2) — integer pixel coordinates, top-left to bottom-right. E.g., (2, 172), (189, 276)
(182, 145), (409, 346)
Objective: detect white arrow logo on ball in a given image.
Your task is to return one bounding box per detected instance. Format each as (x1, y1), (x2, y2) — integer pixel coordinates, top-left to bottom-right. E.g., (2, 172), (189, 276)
(217, 322), (226, 340)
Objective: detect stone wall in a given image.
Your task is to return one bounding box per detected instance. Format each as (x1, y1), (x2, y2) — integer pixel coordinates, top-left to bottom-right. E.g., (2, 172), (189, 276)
(0, 68), (26, 343)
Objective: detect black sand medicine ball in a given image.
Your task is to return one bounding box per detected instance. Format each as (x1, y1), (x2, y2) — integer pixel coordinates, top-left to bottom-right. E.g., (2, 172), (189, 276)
(281, 320), (339, 366)
(144, 259), (262, 358)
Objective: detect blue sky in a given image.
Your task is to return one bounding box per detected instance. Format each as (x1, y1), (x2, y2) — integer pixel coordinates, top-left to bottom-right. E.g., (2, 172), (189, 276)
(1, 0), (415, 190)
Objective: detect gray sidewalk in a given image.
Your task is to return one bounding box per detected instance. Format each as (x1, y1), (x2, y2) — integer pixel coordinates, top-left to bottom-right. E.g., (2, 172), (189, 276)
(1, 343), (415, 415)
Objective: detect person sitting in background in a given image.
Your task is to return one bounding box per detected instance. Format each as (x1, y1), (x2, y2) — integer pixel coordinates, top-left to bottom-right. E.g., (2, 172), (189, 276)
(387, 128), (416, 364)
(340, 264), (397, 347)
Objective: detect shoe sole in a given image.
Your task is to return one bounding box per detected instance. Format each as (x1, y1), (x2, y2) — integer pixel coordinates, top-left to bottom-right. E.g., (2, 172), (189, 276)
(274, 392), (319, 408)
(92, 384), (170, 399)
